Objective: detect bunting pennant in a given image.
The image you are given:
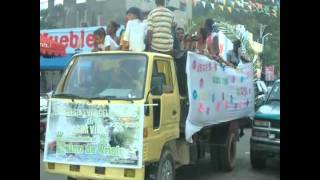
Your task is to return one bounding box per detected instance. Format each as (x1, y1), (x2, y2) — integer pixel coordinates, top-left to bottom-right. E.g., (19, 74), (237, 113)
(201, 1), (206, 8)
(227, 6), (232, 14)
(219, 5), (224, 11)
(196, 0), (279, 18)
(211, 3), (215, 9)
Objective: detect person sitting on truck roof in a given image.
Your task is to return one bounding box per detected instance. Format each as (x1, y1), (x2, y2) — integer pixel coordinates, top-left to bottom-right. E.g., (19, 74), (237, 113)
(123, 7), (147, 52)
(92, 28), (106, 52)
(104, 21), (120, 51)
(147, 0), (174, 55)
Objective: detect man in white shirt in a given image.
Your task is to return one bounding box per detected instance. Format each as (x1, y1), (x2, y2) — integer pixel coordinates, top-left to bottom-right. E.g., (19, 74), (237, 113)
(123, 7), (147, 52)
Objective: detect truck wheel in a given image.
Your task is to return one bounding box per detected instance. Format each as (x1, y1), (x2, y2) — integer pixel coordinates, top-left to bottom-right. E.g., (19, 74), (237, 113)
(67, 177), (77, 180)
(152, 149), (175, 180)
(210, 146), (221, 170)
(220, 132), (237, 171)
(250, 149), (266, 169)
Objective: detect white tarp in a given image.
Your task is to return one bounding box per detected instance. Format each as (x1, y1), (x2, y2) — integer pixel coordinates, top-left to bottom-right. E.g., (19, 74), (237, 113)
(185, 52), (255, 142)
(43, 99), (144, 169)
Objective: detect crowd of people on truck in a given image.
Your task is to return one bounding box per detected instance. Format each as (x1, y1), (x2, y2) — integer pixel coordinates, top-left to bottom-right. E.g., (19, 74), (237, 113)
(91, 0), (249, 69)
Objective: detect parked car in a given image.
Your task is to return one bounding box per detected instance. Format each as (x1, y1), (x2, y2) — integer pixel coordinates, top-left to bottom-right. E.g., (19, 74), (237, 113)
(250, 79), (280, 169)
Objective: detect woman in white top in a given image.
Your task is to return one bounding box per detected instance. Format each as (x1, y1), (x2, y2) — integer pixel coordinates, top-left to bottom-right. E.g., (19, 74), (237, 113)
(104, 21), (120, 51)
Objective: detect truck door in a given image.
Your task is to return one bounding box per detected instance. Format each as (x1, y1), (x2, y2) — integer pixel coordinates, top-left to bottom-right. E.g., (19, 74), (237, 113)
(149, 57), (180, 150)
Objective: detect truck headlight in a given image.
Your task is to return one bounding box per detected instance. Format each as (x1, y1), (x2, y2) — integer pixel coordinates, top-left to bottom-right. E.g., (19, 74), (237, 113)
(254, 120), (270, 127)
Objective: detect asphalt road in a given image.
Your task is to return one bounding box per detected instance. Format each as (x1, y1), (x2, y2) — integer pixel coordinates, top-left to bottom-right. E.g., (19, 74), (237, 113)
(40, 129), (279, 180)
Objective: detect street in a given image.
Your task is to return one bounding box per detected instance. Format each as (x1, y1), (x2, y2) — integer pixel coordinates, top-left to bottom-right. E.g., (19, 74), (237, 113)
(40, 129), (279, 180)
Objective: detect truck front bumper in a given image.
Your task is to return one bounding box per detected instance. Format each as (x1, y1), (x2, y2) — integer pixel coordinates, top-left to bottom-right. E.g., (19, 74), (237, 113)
(250, 137), (280, 157)
(45, 163), (145, 180)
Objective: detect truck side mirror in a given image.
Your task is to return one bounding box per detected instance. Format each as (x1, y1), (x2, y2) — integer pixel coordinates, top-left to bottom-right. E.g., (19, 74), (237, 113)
(151, 75), (164, 96)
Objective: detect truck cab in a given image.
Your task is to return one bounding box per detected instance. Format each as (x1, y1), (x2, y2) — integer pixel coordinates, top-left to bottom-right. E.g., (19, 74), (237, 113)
(44, 51), (183, 180)
(250, 79), (280, 169)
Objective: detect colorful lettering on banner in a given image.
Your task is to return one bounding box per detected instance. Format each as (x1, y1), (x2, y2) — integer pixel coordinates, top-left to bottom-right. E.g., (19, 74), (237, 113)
(206, 107), (210, 115)
(224, 101), (228, 109)
(215, 101), (221, 112)
(212, 76), (221, 84)
(192, 60), (197, 70)
(192, 90), (198, 100)
(240, 76), (245, 83)
(200, 78), (204, 88)
(231, 76), (236, 83)
(198, 102), (204, 113)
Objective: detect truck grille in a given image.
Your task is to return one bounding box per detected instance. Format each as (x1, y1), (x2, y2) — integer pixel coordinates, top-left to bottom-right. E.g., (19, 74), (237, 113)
(271, 121), (280, 129)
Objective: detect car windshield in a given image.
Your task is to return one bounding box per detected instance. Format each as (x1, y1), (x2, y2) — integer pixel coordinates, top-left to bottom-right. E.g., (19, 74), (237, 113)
(266, 81), (280, 103)
(55, 54), (147, 99)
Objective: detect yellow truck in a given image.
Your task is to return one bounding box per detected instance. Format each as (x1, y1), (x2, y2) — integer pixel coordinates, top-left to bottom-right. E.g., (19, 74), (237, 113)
(44, 51), (252, 180)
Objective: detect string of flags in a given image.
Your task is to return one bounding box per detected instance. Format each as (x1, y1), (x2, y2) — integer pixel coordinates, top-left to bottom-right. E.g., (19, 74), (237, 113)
(193, 0), (279, 18)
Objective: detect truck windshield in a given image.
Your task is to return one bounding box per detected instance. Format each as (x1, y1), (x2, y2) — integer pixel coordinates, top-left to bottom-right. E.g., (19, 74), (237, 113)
(56, 54), (147, 100)
(266, 82), (280, 103)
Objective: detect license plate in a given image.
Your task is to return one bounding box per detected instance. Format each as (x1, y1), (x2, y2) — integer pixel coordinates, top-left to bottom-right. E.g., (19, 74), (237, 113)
(269, 133), (276, 139)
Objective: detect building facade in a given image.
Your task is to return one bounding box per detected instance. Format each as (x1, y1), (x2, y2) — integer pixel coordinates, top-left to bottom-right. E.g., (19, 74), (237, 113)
(47, 0), (192, 28)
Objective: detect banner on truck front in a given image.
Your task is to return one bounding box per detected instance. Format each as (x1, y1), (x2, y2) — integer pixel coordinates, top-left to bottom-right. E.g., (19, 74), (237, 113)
(43, 99), (144, 169)
(185, 52), (255, 142)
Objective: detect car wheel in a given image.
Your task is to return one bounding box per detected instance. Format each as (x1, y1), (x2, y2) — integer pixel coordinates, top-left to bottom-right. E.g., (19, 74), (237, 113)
(250, 149), (266, 169)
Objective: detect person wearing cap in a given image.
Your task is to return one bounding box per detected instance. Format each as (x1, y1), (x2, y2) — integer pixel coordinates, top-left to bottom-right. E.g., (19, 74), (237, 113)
(123, 7), (147, 52)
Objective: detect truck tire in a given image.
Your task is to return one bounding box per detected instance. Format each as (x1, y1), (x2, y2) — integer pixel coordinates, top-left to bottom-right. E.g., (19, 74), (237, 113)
(219, 132), (237, 171)
(250, 149), (266, 169)
(210, 146), (221, 170)
(67, 177), (77, 180)
(147, 149), (175, 180)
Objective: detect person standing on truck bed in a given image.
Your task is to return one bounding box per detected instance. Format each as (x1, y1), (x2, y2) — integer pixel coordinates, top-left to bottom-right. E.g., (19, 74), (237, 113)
(123, 7), (147, 52)
(147, 0), (174, 55)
